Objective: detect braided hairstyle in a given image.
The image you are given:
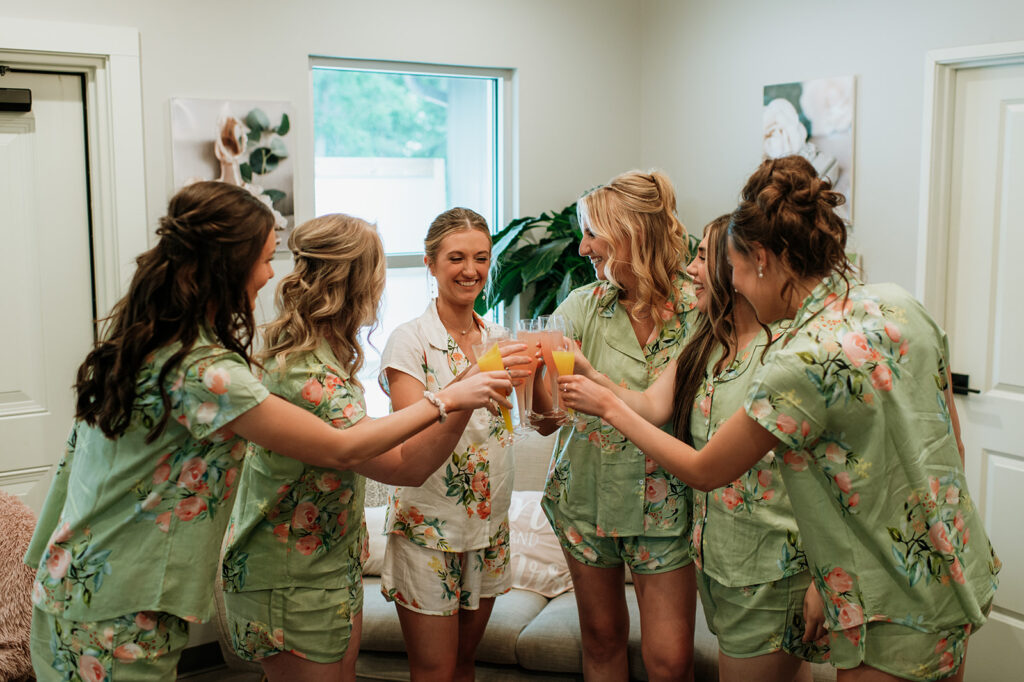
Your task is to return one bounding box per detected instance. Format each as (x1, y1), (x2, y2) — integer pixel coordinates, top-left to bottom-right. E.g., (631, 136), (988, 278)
(577, 170), (689, 330)
(728, 155), (852, 304)
(74, 181), (275, 441)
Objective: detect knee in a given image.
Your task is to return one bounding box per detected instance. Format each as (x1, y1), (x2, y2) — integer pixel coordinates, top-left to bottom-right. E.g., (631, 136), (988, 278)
(579, 616), (629, 654)
(641, 639), (694, 679)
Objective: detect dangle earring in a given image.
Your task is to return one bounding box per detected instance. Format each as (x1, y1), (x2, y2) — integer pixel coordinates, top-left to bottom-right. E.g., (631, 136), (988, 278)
(757, 263), (764, 279)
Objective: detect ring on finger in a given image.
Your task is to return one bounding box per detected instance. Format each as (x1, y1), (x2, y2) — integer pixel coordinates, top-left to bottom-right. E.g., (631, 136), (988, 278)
(506, 368), (513, 380)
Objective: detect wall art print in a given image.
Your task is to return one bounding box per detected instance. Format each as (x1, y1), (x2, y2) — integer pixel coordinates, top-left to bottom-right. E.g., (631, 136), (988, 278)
(763, 75), (855, 224)
(170, 98), (294, 250)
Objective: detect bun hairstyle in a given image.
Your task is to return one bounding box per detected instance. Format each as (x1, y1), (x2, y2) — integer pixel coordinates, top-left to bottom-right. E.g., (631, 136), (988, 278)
(728, 155), (852, 290)
(261, 214), (386, 388)
(577, 170), (689, 329)
(75, 181), (276, 441)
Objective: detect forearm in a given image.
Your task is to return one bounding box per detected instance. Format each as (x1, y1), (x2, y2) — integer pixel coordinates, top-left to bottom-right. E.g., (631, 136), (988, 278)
(355, 408), (473, 485)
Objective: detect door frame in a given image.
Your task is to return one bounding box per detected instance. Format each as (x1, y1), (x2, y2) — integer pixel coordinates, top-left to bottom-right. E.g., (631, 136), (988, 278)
(916, 40), (1024, 325)
(0, 17), (147, 317)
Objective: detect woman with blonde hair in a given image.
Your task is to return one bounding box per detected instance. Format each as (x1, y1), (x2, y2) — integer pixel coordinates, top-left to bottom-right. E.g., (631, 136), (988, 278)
(25, 185), (512, 682)
(220, 213), (525, 682)
(560, 156), (999, 682)
(570, 215), (829, 681)
(379, 207), (528, 681)
(535, 170), (700, 681)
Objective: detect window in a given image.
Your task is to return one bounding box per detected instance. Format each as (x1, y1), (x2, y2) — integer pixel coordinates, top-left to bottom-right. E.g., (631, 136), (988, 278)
(311, 58), (512, 416)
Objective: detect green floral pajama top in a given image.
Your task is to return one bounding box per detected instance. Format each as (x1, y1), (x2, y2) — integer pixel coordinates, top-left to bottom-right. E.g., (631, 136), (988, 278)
(744, 273), (1000, 634)
(378, 301), (513, 552)
(24, 329), (270, 623)
(222, 341), (367, 594)
(544, 272), (699, 537)
(691, 323), (808, 586)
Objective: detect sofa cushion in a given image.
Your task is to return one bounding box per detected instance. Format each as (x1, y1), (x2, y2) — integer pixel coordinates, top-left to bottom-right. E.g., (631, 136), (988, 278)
(514, 591), (584, 673)
(363, 506), (387, 576)
(507, 491), (573, 598)
(475, 588), (550, 665)
(360, 576), (406, 652)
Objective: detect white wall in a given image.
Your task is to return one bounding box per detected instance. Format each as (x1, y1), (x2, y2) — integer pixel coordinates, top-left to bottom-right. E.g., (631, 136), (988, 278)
(639, 0), (1024, 293)
(0, 0), (642, 244)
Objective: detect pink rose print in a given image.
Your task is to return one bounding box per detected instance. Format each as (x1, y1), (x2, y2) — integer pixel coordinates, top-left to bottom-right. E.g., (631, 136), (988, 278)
(203, 367), (232, 395)
(825, 443), (847, 464)
(178, 458), (207, 491)
(939, 651), (956, 674)
(301, 378), (323, 405)
(409, 507), (425, 524)
(645, 457), (658, 474)
(225, 467), (239, 489)
(949, 557), (965, 584)
(477, 499), (491, 519)
(103, 626), (114, 648)
(471, 471), (488, 497)
(135, 611), (158, 631)
(899, 339), (909, 356)
(884, 322), (902, 342)
(49, 522), (72, 545)
(155, 512), (171, 532)
(848, 492), (860, 507)
(79, 654), (107, 682)
(836, 601), (864, 630)
(834, 471), (852, 494)
(292, 502), (320, 532)
(316, 472), (341, 492)
(953, 511), (965, 532)
(152, 463), (171, 486)
(699, 395), (711, 418)
(842, 627), (862, 646)
(646, 477), (669, 503)
(750, 398), (772, 419)
(595, 525), (607, 537)
(229, 441), (247, 460)
(195, 401), (219, 424)
(757, 470), (773, 488)
(946, 486), (960, 506)
(114, 643), (144, 662)
(841, 331), (872, 368)
(763, 489), (775, 501)
(929, 476), (941, 500)
(566, 526), (583, 545)
(338, 488), (354, 504)
(581, 546), (598, 562)
(825, 567), (854, 593)
(174, 496), (207, 522)
(929, 522), (954, 554)
(273, 524), (289, 543)
(863, 299), (881, 317)
(776, 413), (798, 435)
(337, 510), (349, 530)
(870, 364), (893, 392)
(783, 451), (808, 471)
(296, 535), (322, 555)
(141, 492), (161, 511)
(273, 628), (285, 646)
(342, 403), (357, 420)
(722, 487), (743, 511)
(46, 546), (71, 579)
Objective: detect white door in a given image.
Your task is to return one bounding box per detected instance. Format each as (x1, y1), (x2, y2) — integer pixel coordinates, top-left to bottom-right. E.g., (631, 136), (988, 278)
(0, 70), (94, 514)
(944, 62), (1024, 680)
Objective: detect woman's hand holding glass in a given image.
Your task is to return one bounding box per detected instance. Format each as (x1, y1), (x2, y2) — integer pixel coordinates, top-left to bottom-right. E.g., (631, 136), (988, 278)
(470, 327), (532, 442)
(438, 370), (516, 414)
(557, 373), (615, 421)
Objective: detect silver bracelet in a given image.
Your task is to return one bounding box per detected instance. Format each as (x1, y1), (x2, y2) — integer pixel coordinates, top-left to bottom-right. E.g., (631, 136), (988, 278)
(422, 390), (447, 423)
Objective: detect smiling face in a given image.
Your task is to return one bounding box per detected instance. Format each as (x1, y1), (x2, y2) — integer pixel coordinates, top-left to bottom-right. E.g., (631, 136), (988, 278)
(685, 234), (711, 314)
(428, 228), (491, 306)
(579, 224), (615, 282)
(245, 229), (278, 309)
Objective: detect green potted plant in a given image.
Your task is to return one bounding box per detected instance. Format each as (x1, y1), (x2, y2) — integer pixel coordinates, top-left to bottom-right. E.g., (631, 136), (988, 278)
(475, 203), (594, 318)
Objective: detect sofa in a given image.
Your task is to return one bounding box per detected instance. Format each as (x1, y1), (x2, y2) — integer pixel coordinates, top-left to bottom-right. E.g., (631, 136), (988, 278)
(216, 430), (836, 681)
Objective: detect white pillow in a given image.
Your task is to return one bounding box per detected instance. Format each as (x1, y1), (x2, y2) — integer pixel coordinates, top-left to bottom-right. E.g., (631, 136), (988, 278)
(362, 505), (388, 576)
(507, 491), (573, 597)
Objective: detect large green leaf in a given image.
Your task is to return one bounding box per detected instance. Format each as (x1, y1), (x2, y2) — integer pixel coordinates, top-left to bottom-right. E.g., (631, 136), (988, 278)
(249, 148), (280, 174)
(520, 238), (573, 285)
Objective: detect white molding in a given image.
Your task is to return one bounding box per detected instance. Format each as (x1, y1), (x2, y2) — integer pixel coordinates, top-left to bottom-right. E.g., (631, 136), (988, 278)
(917, 42), (1024, 326)
(0, 17), (147, 318)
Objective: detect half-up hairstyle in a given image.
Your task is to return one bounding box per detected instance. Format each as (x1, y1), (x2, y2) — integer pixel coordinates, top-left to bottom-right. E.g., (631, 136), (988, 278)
(75, 181), (276, 441)
(728, 155), (852, 304)
(577, 170), (688, 330)
(670, 216), (737, 442)
(262, 214), (385, 389)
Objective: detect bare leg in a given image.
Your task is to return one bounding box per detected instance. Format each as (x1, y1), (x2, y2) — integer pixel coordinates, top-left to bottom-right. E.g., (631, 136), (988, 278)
(718, 650), (808, 682)
(454, 597), (497, 682)
(632, 564), (697, 682)
(395, 604), (459, 681)
(563, 550), (630, 681)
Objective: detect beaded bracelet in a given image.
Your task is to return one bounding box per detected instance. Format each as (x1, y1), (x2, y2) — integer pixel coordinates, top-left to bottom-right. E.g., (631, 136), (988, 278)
(422, 390), (447, 423)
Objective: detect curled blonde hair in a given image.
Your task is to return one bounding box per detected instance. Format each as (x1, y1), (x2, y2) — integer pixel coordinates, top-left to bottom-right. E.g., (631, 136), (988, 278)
(261, 214), (386, 388)
(577, 169), (689, 328)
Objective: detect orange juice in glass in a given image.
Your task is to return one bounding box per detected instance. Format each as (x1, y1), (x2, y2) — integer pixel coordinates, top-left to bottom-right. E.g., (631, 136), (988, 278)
(471, 327), (515, 435)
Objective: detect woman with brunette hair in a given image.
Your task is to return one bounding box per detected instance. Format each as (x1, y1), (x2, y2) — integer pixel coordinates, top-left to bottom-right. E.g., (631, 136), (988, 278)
(25, 184), (512, 681)
(378, 207), (528, 681)
(560, 156), (999, 682)
(536, 170), (700, 681)
(221, 214), (515, 681)
(572, 215), (828, 681)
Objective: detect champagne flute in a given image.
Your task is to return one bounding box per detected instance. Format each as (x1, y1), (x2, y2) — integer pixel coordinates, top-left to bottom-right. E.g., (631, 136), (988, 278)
(471, 327), (517, 441)
(547, 314), (578, 424)
(514, 319), (543, 432)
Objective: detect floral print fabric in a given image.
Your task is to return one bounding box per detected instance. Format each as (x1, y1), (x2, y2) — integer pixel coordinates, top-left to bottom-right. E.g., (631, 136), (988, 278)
(543, 272), (699, 537)
(690, 324), (808, 587)
(222, 341), (367, 593)
(744, 274), (999, 634)
(378, 301), (513, 553)
(24, 328), (269, 623)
